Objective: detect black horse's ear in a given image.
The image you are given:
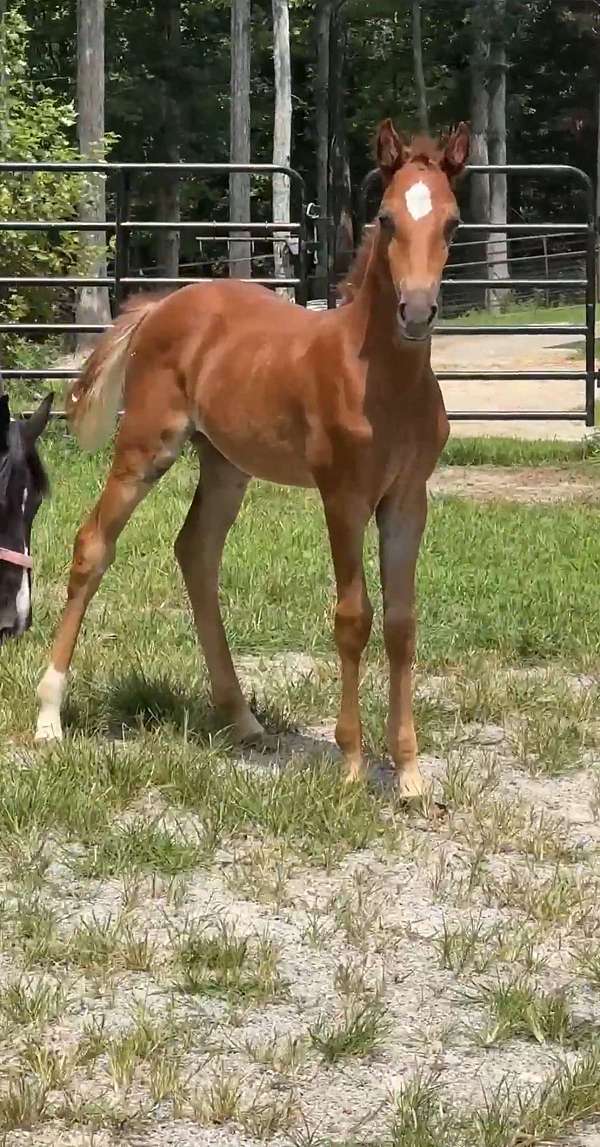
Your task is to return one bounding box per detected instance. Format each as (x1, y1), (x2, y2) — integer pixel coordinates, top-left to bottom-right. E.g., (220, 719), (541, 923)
(21, 392), (53, 448)
(0, 394), (9, 453)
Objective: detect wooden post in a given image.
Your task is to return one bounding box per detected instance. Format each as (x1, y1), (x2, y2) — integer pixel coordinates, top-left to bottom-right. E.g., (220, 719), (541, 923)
(315, 0), (333, 300)
(412, 0), (429, 133)
(272, 0), (292, 298)
(488, 0), (510, 313)
(229, 0), (252, 280)
(156, 0), (181, 283)
(76, 0), (111, 346)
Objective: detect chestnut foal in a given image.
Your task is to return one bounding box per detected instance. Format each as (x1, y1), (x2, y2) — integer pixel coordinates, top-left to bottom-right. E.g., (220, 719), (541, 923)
(35, 120), (469, 797)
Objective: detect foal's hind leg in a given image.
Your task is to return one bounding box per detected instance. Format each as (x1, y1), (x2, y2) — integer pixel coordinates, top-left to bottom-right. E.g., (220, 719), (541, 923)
(35, 410), (188, 742)
(175, 437), (265, 745)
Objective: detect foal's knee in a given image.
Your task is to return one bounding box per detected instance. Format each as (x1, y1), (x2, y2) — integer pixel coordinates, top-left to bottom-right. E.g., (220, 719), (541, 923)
(334, 593), (373, 660)
(383, 608), (416, 663)
(67, 521), (112, 599)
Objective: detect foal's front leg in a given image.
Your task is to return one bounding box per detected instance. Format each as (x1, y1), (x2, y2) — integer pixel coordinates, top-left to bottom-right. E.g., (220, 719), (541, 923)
(376, 483), (427, 797)
(321, 494), (373, 781)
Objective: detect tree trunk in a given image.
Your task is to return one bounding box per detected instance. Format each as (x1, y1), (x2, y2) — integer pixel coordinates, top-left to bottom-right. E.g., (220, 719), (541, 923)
(156, 0), (181, 283)
(229, 0), (252, 280)
(76, 0), (111, 347)
(0, 0), (7, 156)
(272, 0), (292, 298)
(488, 0), (509, 313)
(596, 80), (600, 294)
(315, 0), (333, 299)
(411, 0), (428, 133)
(470, 0), (490, 310)
(330, 2), (353, 284)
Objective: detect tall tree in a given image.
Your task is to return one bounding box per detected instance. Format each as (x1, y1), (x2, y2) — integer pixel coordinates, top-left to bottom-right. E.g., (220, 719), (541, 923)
(272, 0), (292, 295)
(314, 0), (333, 298)
(156, 0), (181, 283)
(330, 2), (353, 280)
(229, 0), (252, 280)
(76, 0), (110, 344)
(470, 0), (491, 307)
(411, 0), (428, 133)
(487, 0), (509, 312)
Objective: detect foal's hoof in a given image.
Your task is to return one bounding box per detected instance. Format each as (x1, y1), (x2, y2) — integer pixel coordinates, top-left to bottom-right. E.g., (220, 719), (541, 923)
(229, 711), (279, 753)
(395, 764), (426, 800)
(34, 717), (63, 744)
(239, 729), (280, 753)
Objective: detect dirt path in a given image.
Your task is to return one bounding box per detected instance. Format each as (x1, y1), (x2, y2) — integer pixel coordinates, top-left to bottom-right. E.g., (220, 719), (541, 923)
(432, 330), (590, 441)
(430, 464), (600, 503)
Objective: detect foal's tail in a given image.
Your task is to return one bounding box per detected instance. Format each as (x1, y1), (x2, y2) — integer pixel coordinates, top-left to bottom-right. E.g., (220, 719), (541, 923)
(66, 294), (161, 451)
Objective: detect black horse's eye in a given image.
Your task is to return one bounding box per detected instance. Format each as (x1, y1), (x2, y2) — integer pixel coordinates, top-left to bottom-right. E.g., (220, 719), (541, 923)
(378, 209), (395, 233)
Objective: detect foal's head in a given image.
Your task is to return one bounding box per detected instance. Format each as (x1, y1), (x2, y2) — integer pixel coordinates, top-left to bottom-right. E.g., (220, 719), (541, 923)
(375, 119), (470, 341)
(0, 392), (52, 643)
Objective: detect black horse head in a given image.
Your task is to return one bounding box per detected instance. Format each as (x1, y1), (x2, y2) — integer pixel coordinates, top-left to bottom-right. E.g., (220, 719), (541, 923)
(0, 392), (53, 643)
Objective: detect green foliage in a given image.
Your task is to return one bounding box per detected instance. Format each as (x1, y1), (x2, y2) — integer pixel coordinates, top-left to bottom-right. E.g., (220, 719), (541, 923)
(0, 6), (88, 367)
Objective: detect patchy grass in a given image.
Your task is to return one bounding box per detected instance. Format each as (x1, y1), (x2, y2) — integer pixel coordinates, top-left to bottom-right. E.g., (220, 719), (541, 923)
(0, 432), (599, 1142)
(309, 997), (391, 1063)
(475, 976), (573, 1046)
(173, 919), (284, 1001)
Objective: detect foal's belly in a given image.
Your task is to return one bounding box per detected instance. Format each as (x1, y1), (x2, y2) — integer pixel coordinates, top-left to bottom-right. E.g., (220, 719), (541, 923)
(204, 428), (316, 488)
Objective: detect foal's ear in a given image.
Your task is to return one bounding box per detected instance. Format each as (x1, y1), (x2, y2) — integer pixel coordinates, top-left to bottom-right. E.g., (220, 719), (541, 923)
(0, 394), (9, 453)
(21, 392), (53, 448)
(441, 122), (471, 181)
(376, 119), (410, 185)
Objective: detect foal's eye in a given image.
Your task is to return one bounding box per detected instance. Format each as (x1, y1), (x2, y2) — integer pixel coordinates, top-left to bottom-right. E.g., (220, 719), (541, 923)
(444, 216), (460, 244)
(378, 210), (395, 234)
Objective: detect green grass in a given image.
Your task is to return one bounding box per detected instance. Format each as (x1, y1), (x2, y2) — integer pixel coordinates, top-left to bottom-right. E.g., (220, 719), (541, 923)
(443, 301), (585, 328)
(441, 434), (600, 466)
(5, 430), (600, 710)
(173, 920), (283, 1001)
(308, 997), (391, 1062)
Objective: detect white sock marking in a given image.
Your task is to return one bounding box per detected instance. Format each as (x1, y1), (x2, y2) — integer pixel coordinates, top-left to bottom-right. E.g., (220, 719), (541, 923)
(15, 566), (30, 632)
(35, 664), (67, 742)
(405, 181), (433, 221)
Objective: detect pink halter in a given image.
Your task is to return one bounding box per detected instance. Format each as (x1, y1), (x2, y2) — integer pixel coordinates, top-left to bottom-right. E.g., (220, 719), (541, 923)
(0, 548), (32, 570)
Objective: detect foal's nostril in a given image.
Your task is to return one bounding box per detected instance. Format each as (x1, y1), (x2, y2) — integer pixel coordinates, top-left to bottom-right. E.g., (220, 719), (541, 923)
(399, 303), (407, 322)
(428, 304), (438, 325)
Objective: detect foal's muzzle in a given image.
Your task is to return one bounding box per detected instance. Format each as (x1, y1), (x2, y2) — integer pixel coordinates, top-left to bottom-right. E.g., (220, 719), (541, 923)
(397, 288), (438, 342)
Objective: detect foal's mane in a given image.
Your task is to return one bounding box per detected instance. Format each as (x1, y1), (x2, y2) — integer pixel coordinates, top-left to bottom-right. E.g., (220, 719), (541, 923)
(340, 133), (443, 305)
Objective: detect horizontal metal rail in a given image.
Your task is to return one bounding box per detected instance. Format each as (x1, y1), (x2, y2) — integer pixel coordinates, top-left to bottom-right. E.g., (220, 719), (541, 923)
(1, 369), (82, 378)
(438, 370), (589, 380)
(0, 220), (116, 231)
(447, 411), (586, 420)
(437, 325), (586, 336)
(0, 276), (115, 287)
(121, 221), (300, 233)
(0, 219), (301, 234)
(443, 277), (586, 289)
(0, 275), (299, 289)
(0, 323), (109, 332)
(120, 276), (300, 287)
(11, 410), (587, 424)
(459, 222), (589, 234)
(0, 161), (305, 175)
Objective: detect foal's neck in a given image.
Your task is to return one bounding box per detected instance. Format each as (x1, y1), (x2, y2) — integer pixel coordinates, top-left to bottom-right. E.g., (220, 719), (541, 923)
(346, 236), (431, 368)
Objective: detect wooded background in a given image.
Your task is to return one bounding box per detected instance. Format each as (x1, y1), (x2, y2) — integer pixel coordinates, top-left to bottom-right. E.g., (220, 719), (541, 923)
(0, 0), (598, 367)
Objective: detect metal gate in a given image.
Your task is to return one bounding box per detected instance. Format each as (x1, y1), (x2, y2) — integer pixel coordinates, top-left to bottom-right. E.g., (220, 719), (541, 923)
(358, 163), (597, 427)
(0, 160), (308, 408)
